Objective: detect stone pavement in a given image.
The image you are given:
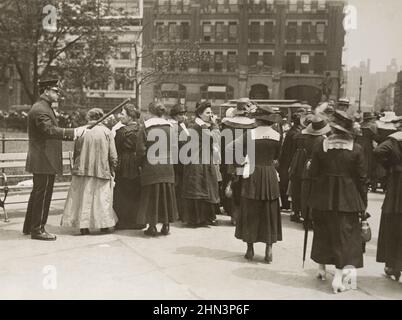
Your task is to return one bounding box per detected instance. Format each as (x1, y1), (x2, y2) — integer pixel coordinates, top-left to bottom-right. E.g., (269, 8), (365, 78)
(0, 191), (401, 300)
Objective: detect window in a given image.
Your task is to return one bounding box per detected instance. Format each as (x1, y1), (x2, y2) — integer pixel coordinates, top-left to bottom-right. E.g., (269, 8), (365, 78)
(171, 0), (179, 12)
(303, 0), (312, 11)
(263, 52), (273, 68)
(168, 51), (176, 71)
(217, 0), (225, 13)
(250, 22), (260, 43)
(183, 0), (190, 12)
(301, 22), (312, 42)
(316, 22), (325, 43)
(215, 22), (224, 42)
(158, 0), (169, 13)
(227, 51), (237, 72)
(285, 52), (296, 73)
(314, 52), (325, 74)
(115, 68), (133, 91)
(168, 22), (177, 42)
(229, 0), (239, 12)
(119, 46), (131, 60)
(200, 54), (210, 72)
(289, 0), (297, 12)
(286, 22), (298, 42)
(300, 53), (310, 74)
(155, 22), (165, 42)
(317, 0), (326, 11)
(264, 22), (274, 42)
(249, 52), (259, 67)
(249, 0), (261, 12)
(181, 22), (190, 40)
(203, 22), (212, 42)
(214, 52), (224, 72)
(228, 22), (238, 42)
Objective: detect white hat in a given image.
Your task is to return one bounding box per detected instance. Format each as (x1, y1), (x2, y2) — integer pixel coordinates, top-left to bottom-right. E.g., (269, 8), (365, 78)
(380, 111), (399, 123)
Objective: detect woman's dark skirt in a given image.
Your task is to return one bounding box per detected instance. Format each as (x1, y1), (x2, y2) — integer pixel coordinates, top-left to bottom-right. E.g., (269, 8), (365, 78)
(311, 210), (363, 269)
(180, 198), (217, 225)
(113, 177), (142, 229)
(137, 183), (178, 225)
(235, 197), (282, 244)
(376, 211), (402, 270)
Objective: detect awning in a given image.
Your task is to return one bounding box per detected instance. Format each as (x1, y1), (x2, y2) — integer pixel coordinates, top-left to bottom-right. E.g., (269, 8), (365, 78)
(208, 85), (227, 92)
(161, 83), (179, 91)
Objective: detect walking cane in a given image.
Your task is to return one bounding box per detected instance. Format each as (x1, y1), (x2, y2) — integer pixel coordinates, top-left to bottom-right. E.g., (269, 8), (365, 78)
(302, 217), (309, 268)
(87, 98), (132, 130)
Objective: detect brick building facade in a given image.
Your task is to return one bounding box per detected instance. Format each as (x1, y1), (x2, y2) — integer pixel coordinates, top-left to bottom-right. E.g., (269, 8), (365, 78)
(141, 0), (346, 112)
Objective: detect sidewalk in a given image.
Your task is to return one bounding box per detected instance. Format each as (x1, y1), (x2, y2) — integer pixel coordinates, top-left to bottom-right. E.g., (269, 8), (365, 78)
(0, 192), (401, 300)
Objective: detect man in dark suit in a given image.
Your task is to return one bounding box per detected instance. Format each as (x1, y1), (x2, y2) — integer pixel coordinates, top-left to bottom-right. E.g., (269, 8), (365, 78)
(23, 80), (85, 241)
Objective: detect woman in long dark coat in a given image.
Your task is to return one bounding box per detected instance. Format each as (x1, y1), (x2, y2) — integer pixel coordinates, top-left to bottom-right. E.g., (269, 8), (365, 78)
(113, 104), (144, 230)
(293, 116), (331, 225)
(136, 102), (178, 236)
(310, 110), (368, 294)
(374, 128), (402, 281)
(229, 108), (282, 263)
(181, 101), (220, 227)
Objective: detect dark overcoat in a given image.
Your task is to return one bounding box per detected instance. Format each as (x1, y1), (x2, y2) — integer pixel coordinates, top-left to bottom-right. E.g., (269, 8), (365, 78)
(25, 94), (74, 175)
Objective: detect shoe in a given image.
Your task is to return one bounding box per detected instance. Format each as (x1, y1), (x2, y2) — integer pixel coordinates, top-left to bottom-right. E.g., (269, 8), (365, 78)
(100, 228), (110, 234)
(230, 217), (236, 226)
(264, 245), (273, 264)
(207, 220), (219, 226)
(244, 244), (254, 261)
(144, 226), (157, 237)
(316, 265), (327, 281)
(384, 267), (401, 281)
(332, 269), (346, 294)
(160, 224), (170, 236)
(290, 213), (302, 223)
(80, 228), (90, 235)
(31, 231), (56, 241)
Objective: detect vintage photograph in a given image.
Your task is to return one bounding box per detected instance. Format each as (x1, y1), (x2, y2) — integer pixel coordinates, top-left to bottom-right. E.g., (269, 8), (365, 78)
(0, 0), (402, 301)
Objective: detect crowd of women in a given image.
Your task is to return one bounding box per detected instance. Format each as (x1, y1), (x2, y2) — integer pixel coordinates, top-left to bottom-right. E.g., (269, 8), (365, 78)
(58, 98), (402, 294)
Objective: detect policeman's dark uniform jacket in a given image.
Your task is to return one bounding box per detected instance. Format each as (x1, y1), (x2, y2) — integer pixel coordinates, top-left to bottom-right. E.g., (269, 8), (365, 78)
(374, 131), (402, 273)
(309, 111), (368, 269)
(23, 91), (75, 238)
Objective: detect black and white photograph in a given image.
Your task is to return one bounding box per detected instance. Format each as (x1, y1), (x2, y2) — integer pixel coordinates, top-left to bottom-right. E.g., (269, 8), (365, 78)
(1, 0), (402, 302)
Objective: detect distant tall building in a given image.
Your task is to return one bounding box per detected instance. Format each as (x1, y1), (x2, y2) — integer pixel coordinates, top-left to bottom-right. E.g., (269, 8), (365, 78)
(394, 71), (402, 116)
(141, 0), (346, 112)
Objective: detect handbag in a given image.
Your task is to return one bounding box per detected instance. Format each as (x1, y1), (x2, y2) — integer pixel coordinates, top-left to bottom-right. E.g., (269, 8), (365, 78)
(360, 212), (372, 243)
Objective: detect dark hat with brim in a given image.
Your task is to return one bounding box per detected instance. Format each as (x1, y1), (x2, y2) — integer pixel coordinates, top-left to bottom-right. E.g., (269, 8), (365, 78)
(170, 104), (187, 117)
(362, 112), (376, 121)
(329, 110), (354, 134)
(302, 116), (331, 136)
(300, 114), (315, 128)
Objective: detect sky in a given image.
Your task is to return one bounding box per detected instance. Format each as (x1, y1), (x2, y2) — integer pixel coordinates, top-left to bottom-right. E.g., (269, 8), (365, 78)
(344, 0), (402, 72)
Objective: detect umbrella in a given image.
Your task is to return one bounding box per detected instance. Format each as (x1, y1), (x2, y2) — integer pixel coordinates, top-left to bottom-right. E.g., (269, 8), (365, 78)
(302, 217), (309, 268)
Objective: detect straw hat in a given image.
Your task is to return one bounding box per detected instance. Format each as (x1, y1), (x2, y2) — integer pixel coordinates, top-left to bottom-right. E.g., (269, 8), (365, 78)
(302, 116), (331, 136)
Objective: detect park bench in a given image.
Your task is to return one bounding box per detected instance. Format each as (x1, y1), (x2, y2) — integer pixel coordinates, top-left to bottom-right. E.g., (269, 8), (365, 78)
(0, 151), (73, 222)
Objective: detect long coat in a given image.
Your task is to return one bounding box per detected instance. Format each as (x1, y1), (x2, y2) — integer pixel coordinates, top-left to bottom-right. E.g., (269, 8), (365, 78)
(310, 135), (368, 213)
(25, 94), (75, 174)
(181, 121), (220, 204)
(115, 123), (140, 180)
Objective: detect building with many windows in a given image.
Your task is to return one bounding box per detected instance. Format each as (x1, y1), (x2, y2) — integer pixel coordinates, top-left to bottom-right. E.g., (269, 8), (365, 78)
(141, 0), (346, 112)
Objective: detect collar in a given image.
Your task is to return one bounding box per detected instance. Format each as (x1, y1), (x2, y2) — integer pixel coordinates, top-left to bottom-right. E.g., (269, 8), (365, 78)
(39, 93), (52, 105)
(144, 117), (172, 129)
(251, 126), (280, 141)
(323, 135), (353, 152)
(195, 117), (211, 128)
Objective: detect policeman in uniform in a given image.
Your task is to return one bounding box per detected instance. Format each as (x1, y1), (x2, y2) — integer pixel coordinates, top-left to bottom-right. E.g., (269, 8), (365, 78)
(23, 80), (84, 240)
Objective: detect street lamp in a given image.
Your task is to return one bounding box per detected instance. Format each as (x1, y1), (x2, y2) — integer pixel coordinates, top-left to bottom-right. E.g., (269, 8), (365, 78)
(358, 76), (362, 114)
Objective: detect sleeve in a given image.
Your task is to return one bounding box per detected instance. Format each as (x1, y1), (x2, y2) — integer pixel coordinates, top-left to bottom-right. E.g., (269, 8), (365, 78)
(373, 138), (394, 168)
(135, 126), (147, 168)
(354, 146), (368, 209)
(34, 112), (74, 140)
(108, 132), (118, 173)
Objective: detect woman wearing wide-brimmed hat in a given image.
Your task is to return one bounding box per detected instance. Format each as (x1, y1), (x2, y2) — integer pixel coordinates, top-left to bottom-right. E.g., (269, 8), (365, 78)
(309, 110), (368, 294)
(374, 124), (402, 282)
(180, 101), (221, 227)
(228, 106), (282, 263)
(291, 116), (331, 226)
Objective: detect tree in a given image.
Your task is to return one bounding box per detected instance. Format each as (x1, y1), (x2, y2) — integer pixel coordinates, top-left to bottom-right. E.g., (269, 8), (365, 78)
(0, 0), (125, 104)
